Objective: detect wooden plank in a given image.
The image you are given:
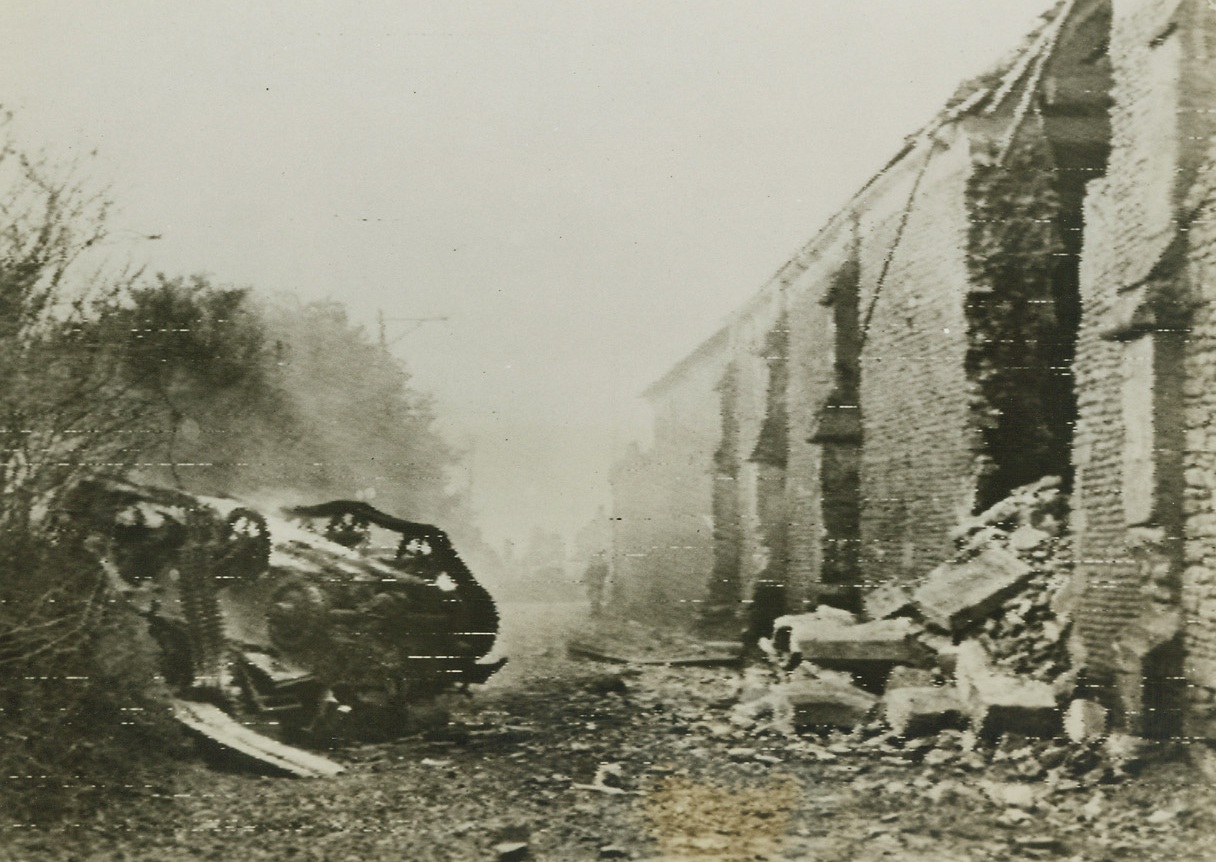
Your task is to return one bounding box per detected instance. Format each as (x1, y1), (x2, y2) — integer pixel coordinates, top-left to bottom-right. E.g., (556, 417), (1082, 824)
(171, 699), (344, 778)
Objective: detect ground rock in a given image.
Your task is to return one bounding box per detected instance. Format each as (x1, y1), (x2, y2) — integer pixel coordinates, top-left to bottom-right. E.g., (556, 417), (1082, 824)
(495, 842), (529, 861)
(884, 686), (968, 738)
(981, 780), (1040, 809)
(1064, 699), (1109, 743)
(775, 677), (879, 731)
(915, 632), (960, 676)
(914, 547), (1034, 632)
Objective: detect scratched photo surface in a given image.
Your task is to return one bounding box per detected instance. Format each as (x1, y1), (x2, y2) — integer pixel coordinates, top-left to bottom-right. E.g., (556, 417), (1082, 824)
(1, 2), (1214, 860)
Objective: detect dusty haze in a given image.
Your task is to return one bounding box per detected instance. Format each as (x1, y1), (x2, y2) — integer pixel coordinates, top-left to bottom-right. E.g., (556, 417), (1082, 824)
(0, 0), (1053, 546)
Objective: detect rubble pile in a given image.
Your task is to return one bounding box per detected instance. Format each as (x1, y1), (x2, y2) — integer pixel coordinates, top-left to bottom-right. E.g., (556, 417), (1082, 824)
(946, 476), (1073, 683)
(741, 477), (1144, 773)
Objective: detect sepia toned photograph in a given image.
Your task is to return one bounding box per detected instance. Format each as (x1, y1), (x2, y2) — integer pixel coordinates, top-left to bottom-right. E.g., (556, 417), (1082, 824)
(1, 1), (1214, 859)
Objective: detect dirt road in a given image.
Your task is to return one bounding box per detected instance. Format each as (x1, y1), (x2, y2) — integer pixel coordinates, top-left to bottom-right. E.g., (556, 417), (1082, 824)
(5, 601), (1215, 861)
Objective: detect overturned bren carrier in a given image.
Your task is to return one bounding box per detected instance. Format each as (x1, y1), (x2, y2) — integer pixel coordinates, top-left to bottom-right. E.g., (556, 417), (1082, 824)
(73, 480), (505, 774)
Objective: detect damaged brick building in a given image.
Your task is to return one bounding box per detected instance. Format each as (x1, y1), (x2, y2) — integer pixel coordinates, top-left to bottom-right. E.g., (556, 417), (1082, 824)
(608, 0), (1216, 737)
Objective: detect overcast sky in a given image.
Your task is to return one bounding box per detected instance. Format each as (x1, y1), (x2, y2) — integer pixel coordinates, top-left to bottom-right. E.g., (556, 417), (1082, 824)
(0, 1), (1054, 547)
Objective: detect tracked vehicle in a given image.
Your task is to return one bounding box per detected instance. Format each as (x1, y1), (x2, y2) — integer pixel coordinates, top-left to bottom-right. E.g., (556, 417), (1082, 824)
(73, 480), (504, 768)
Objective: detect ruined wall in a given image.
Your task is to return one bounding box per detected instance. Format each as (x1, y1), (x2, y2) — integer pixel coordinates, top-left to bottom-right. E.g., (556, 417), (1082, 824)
(1068, 0), (1216, 734)
(1174, 0), (1216, 728)
(1183, 129), (1216, 728)
(857, 132), (979, 587)
(964, 125), (1069, 511)
(704, 360), (743, 626)
(785, 230), (856, 609)
(610, 6), (1216, 742)
(751, 312), (791, 592)
(1072, 0), (1186, 665)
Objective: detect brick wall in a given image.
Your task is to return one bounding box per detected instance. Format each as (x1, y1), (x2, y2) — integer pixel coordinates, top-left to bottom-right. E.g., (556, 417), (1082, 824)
(1183, 130), (1216, 718)
(1072, 0), (1189, 680)
(785, 229), (855, 608)
(1175, 1), (1216, 724)
(1066, 0), (1216, 734)
(857, 132), (979, 587)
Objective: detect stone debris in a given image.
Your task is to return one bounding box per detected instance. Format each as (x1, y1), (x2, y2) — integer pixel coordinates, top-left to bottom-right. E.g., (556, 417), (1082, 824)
(573, 762), (636, 795)
(1064, 698), (1109, 744)
(981, 780), (1040, 809)
(775, 676), (878, 731)
(770, 606), (858, 653)
(864, 583), (915, 620)
(728, 478), (1182, 804)
(883, 686), (968, 738)
(913, 546), (1034, 632)
(945, 477), (1074, 683)
(955, 641), (1059, 739)
(795, 617), (927, 672)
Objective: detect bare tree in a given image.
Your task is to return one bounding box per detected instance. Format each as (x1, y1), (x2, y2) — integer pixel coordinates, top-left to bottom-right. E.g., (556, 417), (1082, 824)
(0, 110), (153, 530)
(0, 112), (172, 820)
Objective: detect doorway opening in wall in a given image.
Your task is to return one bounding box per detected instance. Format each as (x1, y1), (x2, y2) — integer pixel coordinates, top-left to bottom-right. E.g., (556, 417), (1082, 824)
(966, 0), (1112, 513)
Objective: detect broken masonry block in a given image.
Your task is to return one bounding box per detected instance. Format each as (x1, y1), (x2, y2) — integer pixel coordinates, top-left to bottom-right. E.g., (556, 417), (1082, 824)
(864, 583), (916, 621)
(916, 631), (960, 677)
(777, 677), (878, 731)
(1064, 699), (1109, 744)
(886, 666), (937, 690)
(960, 525), (1006, 555)
(1050, 668), (1079, 701)
(955, 641), (1059, 739)
(913, 546), (1034, 632)
(771, 607), (858, 653)
(884, 686), (968, 738)
(796, 617), (927, 671)
(970, 683), (1059, 740)
(1009, 524), (1051, 553)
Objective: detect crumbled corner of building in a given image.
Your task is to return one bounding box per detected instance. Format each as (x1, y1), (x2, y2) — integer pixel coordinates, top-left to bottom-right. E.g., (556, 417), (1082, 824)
(732, 477), (1171, 786)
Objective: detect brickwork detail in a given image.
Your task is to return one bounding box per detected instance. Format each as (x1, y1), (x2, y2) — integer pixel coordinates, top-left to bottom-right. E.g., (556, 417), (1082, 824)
(858, 137), (978, 587)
